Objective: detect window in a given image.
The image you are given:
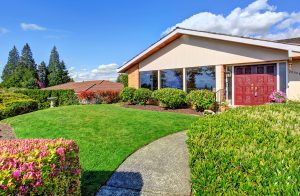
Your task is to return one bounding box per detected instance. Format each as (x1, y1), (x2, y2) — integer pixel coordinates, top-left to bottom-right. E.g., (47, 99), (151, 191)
(140, 71), (158, 90)
(279, 62), (287, 93)
(186, 66), (216, 92)
(160, 69), (183, 89)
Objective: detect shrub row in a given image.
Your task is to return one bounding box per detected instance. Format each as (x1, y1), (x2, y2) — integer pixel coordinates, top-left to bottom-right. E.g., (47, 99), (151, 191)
(120, 87), (216, 110)
(77, 90), (120, 104)
(13, 89), (78, 110)
(0, 139), (81, 195)
(187, 103), (300, 194)
(0, 91), (38, 120)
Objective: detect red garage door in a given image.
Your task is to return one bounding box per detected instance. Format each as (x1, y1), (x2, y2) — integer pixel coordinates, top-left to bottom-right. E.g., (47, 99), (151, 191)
(234, 64), (277, 105)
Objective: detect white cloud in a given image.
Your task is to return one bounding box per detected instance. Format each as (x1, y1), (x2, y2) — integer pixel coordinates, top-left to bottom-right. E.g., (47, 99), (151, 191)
(69, 63), (119, 82)
(163, 0), (300, 40)
(21, 23), (46, 31)
(0, 27), (9, 35)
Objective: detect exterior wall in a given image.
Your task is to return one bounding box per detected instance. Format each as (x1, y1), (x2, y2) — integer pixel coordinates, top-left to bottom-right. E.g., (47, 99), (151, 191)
(139, 35), (288, 72)
(126, 64), (139, 88)
(288, 60), (300, 100)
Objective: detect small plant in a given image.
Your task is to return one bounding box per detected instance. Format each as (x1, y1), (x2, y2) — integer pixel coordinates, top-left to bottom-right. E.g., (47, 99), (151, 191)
(95, 90), (120, 104)
(152, 88), (186, 109)
(133, 88), (152, 105)
(120, 87), (136, 104)
(77, 91), (95, 103)
(186, 90), (215, 112)
(269, 91), (287, 103)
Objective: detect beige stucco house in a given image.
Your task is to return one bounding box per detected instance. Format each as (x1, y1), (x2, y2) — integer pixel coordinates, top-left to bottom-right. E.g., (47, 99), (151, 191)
(118, 28), (300, 106)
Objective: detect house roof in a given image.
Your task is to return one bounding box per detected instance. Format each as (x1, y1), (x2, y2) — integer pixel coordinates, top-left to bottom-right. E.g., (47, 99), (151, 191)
(43, 80), (123, 93)
(118, 27), (300, 73)
(277, 37), (300, 45)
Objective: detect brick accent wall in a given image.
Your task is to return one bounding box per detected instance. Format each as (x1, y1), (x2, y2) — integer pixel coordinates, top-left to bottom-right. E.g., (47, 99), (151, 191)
(126, 64), (139, 88)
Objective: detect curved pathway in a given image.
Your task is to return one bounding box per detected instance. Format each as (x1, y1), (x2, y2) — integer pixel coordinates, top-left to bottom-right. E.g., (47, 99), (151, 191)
(97, 131), (191, 196)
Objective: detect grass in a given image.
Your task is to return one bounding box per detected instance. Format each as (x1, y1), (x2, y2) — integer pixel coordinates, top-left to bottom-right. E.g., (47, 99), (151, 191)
(3, 104), (198, 195)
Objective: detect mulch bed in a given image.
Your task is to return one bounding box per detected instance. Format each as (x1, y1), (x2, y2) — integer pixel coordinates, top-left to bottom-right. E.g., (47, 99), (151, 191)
(123, 103), (202, 116)
(0, 124), (16, 140)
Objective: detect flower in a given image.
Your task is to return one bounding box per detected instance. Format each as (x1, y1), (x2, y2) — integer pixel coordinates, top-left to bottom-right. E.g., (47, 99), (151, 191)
(12, 169), (21, 179)
(269, 91), (287, 103)
(56, 147), (65, 156)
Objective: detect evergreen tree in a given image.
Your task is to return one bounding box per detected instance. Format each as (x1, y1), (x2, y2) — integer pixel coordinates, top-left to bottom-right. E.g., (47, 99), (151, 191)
(2, 46), (19, 82)
(116, 74), (128, 87)
(58, 60), (71, 84)
(37, 61), (48, 87)
(20, 43), (37, 74)
(47, 46), (60, 86)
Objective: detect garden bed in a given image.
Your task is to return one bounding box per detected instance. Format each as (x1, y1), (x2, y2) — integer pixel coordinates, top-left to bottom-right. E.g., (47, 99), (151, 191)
(0, 123), (15, 139)
(123, 103), (202, 116)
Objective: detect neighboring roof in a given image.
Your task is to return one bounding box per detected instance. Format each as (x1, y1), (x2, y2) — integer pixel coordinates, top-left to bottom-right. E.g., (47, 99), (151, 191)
(277, 37), (300, 45)
(43, 80), (123, 93)
(118, 27), (300, 73)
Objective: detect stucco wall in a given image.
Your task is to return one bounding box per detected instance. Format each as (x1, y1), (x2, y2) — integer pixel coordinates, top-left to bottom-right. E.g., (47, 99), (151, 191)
(288, 60), (300, 100)
(126, 64), (139, 88)
(139, 35), (288, 71)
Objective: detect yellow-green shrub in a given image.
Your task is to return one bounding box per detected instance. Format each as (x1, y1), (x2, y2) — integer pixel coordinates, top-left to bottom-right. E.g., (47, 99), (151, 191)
(187, 103), (300, 195)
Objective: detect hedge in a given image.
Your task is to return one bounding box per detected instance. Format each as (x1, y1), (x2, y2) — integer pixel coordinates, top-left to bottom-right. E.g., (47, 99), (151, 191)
(133, 88), (152, 105)
(187, 103), (300, 195)
(0, 139), (81, 195)
(152, 88), (186, 108)
(13, 89), (78, 109)
(0, 91), (38, 120)
(120, 87), (136, 104)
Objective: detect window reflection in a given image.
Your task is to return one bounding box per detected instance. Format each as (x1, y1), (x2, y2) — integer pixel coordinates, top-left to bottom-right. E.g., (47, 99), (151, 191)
(140, 71), (158, 90)
(186, 66), (216, 92)
(161, 69), (183, 89)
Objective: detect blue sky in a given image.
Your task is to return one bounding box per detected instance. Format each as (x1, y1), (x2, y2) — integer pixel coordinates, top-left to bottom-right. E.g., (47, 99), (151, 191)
(0, 0), (299, 81)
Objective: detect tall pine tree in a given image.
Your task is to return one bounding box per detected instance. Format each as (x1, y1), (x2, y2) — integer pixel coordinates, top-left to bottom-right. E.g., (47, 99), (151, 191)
(20, 43), (37, 75)
(47, 46), (71, 86)
(2, 46), (19, 83)
(37, 61), (48, 88)
(47, 46), (60, 86)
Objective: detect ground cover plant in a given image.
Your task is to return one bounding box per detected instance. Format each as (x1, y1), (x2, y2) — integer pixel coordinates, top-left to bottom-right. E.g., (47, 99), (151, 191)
(187, 103), (300, 195)
(0, 139), (80, 195)
(3, 104), (197, 195)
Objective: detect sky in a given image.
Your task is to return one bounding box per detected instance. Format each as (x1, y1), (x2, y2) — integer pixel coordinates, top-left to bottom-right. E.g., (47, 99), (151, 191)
(0, 0), (300, 81)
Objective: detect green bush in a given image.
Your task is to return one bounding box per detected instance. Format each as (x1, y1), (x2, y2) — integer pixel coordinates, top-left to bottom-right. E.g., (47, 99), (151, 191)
(186, 90), (215, 111)
(152, 88), (186, 109)
(187, 103), (300, 195)
(13, 89), (78, 109)
(0, 91), (38, 120)
(120, 87), (136, 104)
(133, 88), (152, 105)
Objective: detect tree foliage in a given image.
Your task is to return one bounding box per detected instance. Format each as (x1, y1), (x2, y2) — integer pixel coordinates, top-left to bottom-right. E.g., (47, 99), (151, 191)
(116, 74), (128, 87)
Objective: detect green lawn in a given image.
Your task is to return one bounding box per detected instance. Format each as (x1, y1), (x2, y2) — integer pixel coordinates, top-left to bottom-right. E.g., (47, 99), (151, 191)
(3, 104), (198, 195)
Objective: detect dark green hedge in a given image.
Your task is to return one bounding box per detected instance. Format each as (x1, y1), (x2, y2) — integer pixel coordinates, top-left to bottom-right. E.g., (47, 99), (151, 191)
(13, 89), (78, 109)
(0, 91), (38, 120)
(187, 103), (300, 195)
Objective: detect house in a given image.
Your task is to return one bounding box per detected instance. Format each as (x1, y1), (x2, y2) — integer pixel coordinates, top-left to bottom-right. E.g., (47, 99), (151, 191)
(44, 80), (123, 94)
(118, 27), (300, 106)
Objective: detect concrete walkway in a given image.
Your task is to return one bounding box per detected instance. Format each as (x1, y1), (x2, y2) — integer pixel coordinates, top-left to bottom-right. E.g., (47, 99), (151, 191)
(97, 131), (191, 196)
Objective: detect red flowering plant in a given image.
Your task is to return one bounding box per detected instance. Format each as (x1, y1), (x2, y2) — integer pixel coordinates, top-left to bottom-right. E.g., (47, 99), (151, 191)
(269, 91), (287, 103)
(0, 139), (81, 195)
(77, 91), (95, 104)
(95, 90), (120, 104)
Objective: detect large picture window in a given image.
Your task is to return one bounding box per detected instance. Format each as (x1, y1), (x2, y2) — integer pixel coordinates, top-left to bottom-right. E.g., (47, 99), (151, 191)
(140, 71), (158, 90)
(161, 69), (183, 89)
(186, 66), (216, 92)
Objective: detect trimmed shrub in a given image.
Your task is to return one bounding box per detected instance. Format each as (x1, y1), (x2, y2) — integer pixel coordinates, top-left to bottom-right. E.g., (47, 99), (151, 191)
(133, 88), (152, 105)
(0, 139), (81, 195)
(13, 89), (78, 109)
(186, 90), (215, 111)
(152, 88), (186, 109)
(120, 87), (136, 104)
(95, 90), (120, 104)
(0, 91), (38, 120)
(187, 103), (300, 195)
(77, 91), (95, 104)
